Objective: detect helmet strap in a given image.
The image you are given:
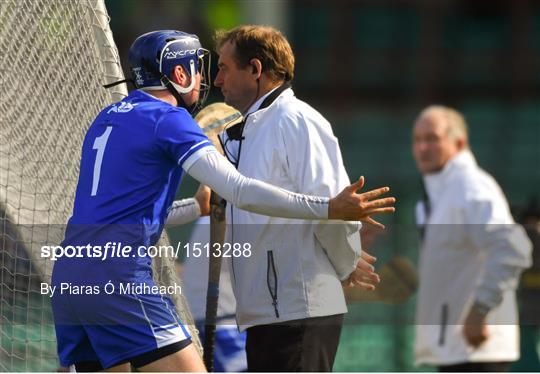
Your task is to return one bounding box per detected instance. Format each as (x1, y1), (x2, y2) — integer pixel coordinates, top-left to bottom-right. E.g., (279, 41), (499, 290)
(170, 60), (197, 94)
(142, 58), (197, 113)
(160, 75), (195, 113)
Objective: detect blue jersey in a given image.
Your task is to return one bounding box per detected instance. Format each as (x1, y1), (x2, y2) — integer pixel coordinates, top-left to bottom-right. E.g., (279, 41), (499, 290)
(63, 90), (211, 247)
(52, 90), (210, 368)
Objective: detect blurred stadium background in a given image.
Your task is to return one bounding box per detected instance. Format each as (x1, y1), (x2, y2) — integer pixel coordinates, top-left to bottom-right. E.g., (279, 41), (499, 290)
(108, 0), (539, 372)
(0, 0), (538, 371)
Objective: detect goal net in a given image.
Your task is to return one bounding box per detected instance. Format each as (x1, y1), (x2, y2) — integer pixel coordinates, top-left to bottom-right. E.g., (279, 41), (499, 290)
(0, 0), (199, 370)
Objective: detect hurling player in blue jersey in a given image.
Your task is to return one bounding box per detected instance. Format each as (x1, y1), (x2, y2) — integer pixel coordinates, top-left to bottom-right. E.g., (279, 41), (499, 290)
(51, 30), (395, 372)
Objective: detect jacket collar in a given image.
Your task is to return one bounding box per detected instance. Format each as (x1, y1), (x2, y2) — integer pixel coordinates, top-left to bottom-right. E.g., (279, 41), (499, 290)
(245, 86), (278, 115)
(226, 82), (292, 140)
(423, 149), (477, 201)
(247, 81), (292, 115)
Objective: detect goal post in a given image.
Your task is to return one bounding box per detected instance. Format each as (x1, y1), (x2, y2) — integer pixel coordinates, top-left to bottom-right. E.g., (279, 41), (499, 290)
(0, 1), (200, 370)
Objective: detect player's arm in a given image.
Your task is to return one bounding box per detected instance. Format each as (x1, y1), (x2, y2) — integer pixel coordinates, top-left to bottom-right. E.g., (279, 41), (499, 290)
(166, 185), (211, 226)
(156, 109), (394, 221)
(166, 198), (200, 226)
(184, 148), (394, 221)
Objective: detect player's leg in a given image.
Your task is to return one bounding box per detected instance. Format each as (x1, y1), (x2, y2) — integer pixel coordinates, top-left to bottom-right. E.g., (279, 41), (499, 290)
(136, 342), (206, 372)
(81, 290), (201, 371)
(105, 362), (131, 372)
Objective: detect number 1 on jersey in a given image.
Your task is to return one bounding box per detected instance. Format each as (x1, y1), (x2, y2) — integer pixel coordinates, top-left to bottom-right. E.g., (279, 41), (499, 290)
(91, 126), (113, 196)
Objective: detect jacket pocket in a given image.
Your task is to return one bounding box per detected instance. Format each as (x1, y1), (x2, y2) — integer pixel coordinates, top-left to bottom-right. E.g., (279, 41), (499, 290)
(438, 304), (448, 346)
(266, 250), (280, 318)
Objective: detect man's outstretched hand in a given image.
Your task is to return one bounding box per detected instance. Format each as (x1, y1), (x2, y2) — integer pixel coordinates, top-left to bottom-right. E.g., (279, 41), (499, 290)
(328, 176), (396, 227)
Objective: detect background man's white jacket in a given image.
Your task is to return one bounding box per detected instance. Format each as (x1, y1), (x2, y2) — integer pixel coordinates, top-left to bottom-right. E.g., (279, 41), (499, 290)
(221, 88), (361, 330)
(415, 150), (532, 365)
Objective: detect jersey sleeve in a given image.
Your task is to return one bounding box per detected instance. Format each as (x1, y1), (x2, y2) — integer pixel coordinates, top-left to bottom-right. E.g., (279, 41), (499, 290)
(155, 108), (215, 169)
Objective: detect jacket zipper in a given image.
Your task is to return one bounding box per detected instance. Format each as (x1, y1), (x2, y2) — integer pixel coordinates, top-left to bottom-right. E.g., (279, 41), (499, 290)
(439, 304), (448, 346)
(266, 250), (279, 318)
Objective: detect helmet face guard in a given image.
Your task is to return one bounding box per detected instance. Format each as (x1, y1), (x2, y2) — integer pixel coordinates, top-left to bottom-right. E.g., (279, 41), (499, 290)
(129, 30), (211, 114)
(193, 48), (211, 115)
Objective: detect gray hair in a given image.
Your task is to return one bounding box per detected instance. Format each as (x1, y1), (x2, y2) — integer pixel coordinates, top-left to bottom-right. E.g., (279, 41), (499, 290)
(417, 105), (469, 146)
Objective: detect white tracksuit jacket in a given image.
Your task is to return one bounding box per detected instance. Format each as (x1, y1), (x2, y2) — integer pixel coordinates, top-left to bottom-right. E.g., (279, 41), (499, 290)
(220, 87), (361, 331)
(414, 150), (532, 366)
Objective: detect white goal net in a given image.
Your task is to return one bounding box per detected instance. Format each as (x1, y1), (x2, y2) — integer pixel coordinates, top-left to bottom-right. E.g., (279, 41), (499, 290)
(0, 0), (199, 370)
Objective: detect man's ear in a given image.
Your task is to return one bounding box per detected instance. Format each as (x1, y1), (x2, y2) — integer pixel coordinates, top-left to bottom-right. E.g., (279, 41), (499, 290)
(456, 137), (467, 151)
(171, 65), (189, 87)
(249, 58), (262, 79)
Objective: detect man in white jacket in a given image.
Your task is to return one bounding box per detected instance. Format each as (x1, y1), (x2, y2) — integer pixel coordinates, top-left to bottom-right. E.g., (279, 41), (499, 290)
(412, 105), (532, 372)
(213, 25), (393, 371)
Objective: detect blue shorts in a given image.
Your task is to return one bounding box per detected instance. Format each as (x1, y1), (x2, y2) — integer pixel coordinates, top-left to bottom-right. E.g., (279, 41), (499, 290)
(52, 287), (191, 369)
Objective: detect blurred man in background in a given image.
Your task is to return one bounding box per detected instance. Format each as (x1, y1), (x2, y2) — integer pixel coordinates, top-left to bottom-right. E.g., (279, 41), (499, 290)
(412, 105), (532, 372)
(213, 25), (392, 371)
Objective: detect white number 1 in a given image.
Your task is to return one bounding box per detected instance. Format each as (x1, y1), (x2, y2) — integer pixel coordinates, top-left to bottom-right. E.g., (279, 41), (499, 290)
(91, 126), (113, 196)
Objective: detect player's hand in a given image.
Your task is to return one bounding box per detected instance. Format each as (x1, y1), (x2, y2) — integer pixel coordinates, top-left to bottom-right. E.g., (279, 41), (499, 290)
(329, 176), (395, 227)
(463, 305), (489, 348)
(194, 184), (211, 216)
(342, 250), (380, 290)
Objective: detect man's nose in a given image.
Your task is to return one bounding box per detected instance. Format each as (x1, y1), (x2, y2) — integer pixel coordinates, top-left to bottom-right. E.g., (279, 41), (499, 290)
(214, 73), (222, 87)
